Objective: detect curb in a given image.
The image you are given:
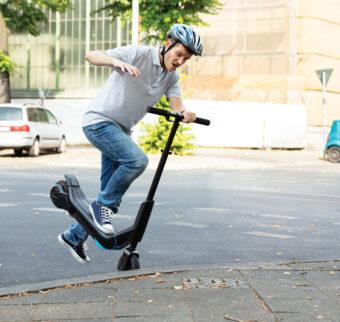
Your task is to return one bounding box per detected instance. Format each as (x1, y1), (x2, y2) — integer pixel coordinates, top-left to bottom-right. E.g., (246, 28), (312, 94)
(1, 259), (338, 298)
(0, 261), (291, 298)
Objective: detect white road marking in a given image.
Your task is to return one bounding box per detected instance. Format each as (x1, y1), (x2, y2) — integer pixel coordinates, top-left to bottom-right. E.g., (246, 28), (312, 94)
(0, 171), (62, 179)
(256, 223), (295, 230)
(0, 188), (12, 192)
(243, 231), (296, 239)
(28, 193), (50, 197)
(127, 192), (163, 198)
(0, 203), (16, 207)
(167, 221), (207, 229)
(195, 207), (230, 212)
(260, 214), (301, 220)
(32, 207), (65, 213)
(232, 190), (340, 203)
(112, 214), (133, 220)
(129, 201), (166, 206)
(147, 250), (165, 254)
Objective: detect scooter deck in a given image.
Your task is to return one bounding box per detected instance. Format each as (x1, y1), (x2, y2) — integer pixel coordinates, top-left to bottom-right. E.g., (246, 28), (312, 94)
(64, 174), (134, 250)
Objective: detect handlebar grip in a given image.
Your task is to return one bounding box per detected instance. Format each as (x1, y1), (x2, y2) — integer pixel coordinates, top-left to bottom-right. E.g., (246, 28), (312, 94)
(147, 106), (169, 117)
(147, 106), (210, 126)
(195, 117), (210, 126)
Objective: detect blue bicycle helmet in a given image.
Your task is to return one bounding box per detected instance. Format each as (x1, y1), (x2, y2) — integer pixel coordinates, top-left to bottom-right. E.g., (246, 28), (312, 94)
(162, 24), (203, 56)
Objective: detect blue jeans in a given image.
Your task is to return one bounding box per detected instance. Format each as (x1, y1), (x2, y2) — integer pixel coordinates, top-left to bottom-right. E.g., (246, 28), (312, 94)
(63, 121), (149, 246)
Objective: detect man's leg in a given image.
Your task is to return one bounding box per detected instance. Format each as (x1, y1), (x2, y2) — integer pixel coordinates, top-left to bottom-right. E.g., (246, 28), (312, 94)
(83, 121), (148, 232)
(100, 153), (121, 213)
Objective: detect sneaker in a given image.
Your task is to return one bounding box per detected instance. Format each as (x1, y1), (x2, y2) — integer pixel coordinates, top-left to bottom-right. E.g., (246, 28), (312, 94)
(58, 234), (90, 264)
(89, 201), (115, 234)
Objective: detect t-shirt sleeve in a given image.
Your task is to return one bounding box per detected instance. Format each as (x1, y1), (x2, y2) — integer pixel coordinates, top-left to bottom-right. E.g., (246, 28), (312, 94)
(105, 45), (139, 64)
(165, 73), (182, 98)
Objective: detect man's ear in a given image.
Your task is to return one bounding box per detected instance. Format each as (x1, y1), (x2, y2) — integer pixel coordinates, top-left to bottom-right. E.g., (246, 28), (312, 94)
(165, 38), (173, 48)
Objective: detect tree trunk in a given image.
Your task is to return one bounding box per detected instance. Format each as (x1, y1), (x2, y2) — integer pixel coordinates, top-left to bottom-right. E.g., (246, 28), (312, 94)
(0, 11), (11, 103)
(0, 71), (11, 103)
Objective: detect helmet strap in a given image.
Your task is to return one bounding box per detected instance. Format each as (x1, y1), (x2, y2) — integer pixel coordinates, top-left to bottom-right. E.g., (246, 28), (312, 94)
(161, 40), (178, 56)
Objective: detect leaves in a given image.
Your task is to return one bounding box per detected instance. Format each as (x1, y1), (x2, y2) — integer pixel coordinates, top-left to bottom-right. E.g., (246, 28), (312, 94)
(95, 0), (223, 42)
(0, 50), (15, 74)
(0, 0), (71, 36)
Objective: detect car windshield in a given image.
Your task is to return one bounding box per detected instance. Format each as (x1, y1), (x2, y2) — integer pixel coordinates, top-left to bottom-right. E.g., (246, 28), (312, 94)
(0, 107), (23, 121)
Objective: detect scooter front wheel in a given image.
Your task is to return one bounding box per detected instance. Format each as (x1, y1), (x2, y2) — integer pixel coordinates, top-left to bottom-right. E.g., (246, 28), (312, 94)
(117, 249), (140, 271)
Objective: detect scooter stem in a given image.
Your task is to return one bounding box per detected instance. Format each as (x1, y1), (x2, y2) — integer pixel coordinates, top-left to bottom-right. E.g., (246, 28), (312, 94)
(146, 116), (180, 201)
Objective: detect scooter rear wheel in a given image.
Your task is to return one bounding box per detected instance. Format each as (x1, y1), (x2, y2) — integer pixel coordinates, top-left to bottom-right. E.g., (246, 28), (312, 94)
(50, 180), (73, 212)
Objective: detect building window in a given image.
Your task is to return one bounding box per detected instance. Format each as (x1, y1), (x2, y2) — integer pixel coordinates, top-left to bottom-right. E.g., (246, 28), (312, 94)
(9, 0), (131, 96)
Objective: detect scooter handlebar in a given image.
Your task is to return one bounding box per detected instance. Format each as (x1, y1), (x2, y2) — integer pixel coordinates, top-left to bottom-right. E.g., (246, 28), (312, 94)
(147, 106), (210, 126)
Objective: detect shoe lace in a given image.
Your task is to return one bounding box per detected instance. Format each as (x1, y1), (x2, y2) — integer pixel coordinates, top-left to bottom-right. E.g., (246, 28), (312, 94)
(76, 243), (88, 257)
(101, 206), (114, 222)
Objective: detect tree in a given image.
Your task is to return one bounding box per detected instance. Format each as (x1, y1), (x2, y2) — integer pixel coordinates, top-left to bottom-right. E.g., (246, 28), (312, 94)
(0, 0), (71, 103)
(96, 0), (222, 154)
(95, 0), (222, 42)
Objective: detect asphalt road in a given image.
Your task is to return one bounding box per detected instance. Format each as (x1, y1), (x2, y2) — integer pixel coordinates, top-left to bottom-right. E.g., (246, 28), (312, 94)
(0, 148), (339, 289)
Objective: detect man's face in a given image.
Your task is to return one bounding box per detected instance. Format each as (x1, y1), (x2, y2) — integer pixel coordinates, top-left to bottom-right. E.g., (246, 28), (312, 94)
(163, 40), (193, 71)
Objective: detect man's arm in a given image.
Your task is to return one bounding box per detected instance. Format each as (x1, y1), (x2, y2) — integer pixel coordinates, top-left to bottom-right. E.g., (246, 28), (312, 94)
(168, 96), (196, 123)
(85, 51), (140, 77)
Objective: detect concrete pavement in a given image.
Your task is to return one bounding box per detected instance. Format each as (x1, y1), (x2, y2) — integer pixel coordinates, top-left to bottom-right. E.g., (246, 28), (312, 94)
(0, 260), (339, 321)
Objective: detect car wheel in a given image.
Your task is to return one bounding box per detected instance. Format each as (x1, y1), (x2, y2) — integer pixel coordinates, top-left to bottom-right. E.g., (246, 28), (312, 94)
(28, 138), (40, 157)
(327, 146), (340, 163)
(14, 149), (23, 156)
(56, 137), (66, 154)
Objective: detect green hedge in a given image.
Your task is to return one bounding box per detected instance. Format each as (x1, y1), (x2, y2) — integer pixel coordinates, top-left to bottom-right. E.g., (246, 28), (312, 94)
(138, 96), (195, 155)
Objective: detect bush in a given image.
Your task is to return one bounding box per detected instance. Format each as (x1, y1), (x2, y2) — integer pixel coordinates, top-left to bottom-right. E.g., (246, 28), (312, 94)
(138, 96), (195, 155)
(0, 51), (15, 74)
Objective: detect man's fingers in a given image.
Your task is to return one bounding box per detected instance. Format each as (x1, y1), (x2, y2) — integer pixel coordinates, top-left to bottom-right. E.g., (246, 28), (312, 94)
(183, 112), (196, 123)
(117, 63), (141, 77)
(130, 66), (140, 77)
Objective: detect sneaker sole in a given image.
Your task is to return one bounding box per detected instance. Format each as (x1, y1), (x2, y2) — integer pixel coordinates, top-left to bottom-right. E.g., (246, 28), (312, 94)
(89, 205), (114, 235)
(58, 234), (89, 264)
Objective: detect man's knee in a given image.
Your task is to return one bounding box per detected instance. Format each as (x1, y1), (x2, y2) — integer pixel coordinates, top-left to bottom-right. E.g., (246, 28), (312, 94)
(136, 153), (149, 171)
(129, 152), (149, 172)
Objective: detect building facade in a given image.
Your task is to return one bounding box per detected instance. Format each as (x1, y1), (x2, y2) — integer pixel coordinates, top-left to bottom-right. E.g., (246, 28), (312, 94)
(183, 0), (340, 127)
(9, 0), (340, 127)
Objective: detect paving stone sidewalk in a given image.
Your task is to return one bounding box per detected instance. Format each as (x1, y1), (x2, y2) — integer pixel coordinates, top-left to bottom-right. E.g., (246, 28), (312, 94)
(0, 260), (339, 322)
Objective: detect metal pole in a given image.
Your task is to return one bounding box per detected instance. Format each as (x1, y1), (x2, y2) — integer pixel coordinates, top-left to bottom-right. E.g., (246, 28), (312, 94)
(26, 34), (31, 90)
(85, 0), (91, 88)
(132, 0), (139, 45)
(322, 71), (327, 146)
(117, 17), (121, 47)
(55, 12), (61, 91)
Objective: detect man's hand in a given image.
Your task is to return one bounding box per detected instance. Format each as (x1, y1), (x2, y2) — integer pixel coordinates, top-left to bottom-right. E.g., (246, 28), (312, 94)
(182, 111), (196, 123)
(112, 58), (141, 77)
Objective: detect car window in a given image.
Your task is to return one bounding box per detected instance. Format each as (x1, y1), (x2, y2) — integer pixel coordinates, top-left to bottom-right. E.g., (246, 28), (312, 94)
(37, 108), (49, 123)
(27, 108), (39, 122)
(0, 107), (23, 121)
(45, 110), (58, 125)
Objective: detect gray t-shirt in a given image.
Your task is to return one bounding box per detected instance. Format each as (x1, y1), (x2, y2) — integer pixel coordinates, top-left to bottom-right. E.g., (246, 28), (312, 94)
(82, 45), (181, 131)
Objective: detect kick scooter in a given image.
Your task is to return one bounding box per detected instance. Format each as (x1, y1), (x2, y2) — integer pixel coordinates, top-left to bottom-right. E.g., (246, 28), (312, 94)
(50, 106), (210, 271)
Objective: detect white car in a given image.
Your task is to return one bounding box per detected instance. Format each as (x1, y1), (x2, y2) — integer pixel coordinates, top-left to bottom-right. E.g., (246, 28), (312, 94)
(0, 103), (66, 156)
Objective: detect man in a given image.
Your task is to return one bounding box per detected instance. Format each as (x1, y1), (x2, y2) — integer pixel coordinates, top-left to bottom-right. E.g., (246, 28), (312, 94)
(58, 24), (203, 263)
